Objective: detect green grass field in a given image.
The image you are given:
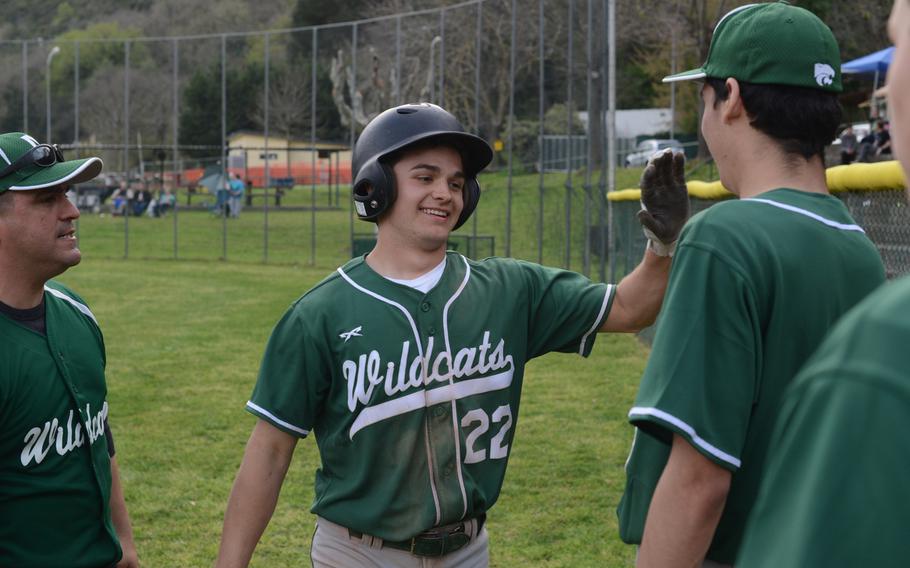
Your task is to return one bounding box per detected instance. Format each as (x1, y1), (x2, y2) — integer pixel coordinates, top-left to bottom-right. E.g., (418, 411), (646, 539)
(52, 168), (659, 566)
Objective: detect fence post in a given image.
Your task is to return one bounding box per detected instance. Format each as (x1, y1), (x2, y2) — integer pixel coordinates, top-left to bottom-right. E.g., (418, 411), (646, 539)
(263, 32), (270, 263)
(537, 0), (545, 265)
(505, 0), (516, 258)
(221, 34), (228, 261)
(310, 28), (318, 266)
(173, 38), (180, 260)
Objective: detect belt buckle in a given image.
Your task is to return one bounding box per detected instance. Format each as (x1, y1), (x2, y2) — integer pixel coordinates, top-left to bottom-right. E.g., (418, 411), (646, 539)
(408, 522), (470, 557)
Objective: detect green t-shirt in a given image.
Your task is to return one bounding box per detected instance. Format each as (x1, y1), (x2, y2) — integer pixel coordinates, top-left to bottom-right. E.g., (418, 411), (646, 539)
(0, 282), (121, 567)
(738, 275), (910, 567)
(617, 189), (886, 563)
(248, 252), (614, 541)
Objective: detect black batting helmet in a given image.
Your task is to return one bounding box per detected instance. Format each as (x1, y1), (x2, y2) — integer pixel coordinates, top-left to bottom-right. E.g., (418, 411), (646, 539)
(352, 103), (493, 230)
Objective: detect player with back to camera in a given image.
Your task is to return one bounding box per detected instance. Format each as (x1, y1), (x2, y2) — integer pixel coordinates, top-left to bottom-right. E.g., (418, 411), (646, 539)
(0, 132), (139, 567)
(737, 1), (910, 565)
(214, 102), (689, 567)
(616, 2), (887, 567)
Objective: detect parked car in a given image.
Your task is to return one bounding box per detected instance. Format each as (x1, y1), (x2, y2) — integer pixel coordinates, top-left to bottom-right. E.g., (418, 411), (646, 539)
(624, 139), (683, 167)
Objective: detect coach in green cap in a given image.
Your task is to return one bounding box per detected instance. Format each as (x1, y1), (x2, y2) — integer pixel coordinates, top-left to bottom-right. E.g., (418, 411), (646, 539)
(0, 133), (139, 567)
(617, 2), (886, 567)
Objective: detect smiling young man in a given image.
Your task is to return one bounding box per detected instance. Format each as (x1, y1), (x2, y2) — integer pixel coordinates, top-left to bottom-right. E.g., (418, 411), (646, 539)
(616, 3), (886, 567)
(0, 132), (138, 567)
(737, 1), (910, 565)
(215, 102), (689, 567)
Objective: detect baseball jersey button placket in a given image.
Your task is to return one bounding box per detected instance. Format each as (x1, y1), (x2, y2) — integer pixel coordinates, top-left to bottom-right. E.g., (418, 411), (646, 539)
(421, 301), (431, 312)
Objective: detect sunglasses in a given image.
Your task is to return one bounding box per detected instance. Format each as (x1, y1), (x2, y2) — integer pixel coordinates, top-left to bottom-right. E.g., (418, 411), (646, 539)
(0, 144), (64, 180)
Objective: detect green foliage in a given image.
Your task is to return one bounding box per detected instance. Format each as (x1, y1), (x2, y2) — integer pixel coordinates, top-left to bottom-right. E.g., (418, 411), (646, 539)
(179, 63), (264, 157)
(51, 23), (149, 86)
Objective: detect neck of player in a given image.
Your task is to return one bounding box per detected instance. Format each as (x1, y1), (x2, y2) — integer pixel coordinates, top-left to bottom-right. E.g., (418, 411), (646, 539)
(365, 229), (448, 280)
(0, 269), (46, 309)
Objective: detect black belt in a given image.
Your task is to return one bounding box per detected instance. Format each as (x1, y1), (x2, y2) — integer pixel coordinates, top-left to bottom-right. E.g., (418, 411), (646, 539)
(349, 514), (486, 558)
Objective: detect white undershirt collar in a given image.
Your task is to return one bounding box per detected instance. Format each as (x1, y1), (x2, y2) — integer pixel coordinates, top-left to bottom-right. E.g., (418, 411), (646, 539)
(383, 257), (447, 293)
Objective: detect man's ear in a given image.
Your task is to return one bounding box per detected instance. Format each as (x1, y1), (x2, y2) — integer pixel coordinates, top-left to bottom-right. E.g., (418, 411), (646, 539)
(721, 78), (745, 124)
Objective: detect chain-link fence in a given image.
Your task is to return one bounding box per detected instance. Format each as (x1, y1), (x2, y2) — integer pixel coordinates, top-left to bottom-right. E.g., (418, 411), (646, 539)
(610, 187), (910, 281)
(0, 0), (631, 279)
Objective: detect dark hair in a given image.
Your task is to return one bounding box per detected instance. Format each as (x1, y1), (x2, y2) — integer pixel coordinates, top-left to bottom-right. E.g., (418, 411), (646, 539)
(382, 137), (470, 175)
(705, 77), (842, 161)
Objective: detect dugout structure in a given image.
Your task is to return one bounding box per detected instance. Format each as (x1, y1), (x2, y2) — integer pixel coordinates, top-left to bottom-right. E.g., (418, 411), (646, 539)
(608, 160), (910, 280)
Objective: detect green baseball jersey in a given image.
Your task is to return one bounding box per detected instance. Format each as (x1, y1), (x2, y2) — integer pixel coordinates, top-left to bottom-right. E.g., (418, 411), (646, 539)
(0, 281), (121, 567)
(738, 276), (910, 567)
(617, 189), (885, 564)
(248, 252), (614, 541)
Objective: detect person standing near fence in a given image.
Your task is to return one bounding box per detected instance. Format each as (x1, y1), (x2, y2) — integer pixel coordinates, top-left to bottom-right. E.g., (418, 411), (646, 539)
(0, 132), (139, 567)
(616, 3), (886, 567)
(214, 102), (689, 567)
(228, 173), (245, 219)
(737, 1), (910, 565)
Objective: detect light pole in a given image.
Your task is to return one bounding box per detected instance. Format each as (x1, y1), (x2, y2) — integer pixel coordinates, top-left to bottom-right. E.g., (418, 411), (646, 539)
(45, 45), (60, 142)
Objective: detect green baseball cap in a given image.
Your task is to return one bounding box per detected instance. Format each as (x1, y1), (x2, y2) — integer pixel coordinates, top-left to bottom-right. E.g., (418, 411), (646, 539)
(663, 1), (842, 93)
(0, 132), (102, 193)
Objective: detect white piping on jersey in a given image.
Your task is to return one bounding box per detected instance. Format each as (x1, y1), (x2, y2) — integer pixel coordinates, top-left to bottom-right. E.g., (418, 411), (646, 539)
(628, 406), (742, 469)
(442, 255), (472, 519)
(245, 401), (310, 436)
(44, 285), (98, 325)
(578, 284), (615, 355)
(336, 266), (442, 525)
(743, 198), (866, 233)
(349, 367), (514, 438)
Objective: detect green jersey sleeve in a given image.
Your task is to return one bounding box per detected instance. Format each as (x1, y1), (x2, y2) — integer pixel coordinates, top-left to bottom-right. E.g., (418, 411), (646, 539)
(629, 243), (759, 470)
(516, 260), (614, 359)
(247, 301), (330, 437)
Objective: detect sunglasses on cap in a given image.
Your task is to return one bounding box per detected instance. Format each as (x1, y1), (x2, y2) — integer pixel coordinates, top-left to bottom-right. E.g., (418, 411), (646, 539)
(0, 144), (64, 180)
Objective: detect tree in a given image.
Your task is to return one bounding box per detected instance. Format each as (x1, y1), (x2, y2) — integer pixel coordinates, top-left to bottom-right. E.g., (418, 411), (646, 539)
(179, 62), (263, 158)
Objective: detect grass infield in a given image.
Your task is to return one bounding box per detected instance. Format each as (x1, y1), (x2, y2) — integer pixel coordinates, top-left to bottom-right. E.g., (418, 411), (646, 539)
(53, 167), (658, 566)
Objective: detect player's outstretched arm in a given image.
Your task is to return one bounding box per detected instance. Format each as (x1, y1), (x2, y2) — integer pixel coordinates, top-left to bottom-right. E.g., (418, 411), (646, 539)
(601, 150), (688, 333)
(637, 434), (731, 568)
(110, 456), (140, 568)
(214, 419), (298, 568)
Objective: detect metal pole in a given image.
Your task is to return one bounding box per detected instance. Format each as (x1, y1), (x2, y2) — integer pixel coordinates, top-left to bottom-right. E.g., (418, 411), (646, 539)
(439, 9), (446, 108)
(74, 42), (79, 143)
(565, 0), (574, 270)
(607, 0), (616, 282)
(395, 16), (402, 105)
(670, 1), (679, 140)
(537, 0), (545, 264)
(46, 46), (60, 142)
(221, 34), (227, 261)
(505, 0), (516, 258)
(264, 32), (270, 263)
(584, 0), (594, 277)
(22, 41), (28, 133)
(310, 28), (318, 266)
(473, 2), (482, 245)
(124, 41), (130, 259)
(173, 38), (179, 260)
(599, 0), (608, 283)
(349, 23), (358, 257)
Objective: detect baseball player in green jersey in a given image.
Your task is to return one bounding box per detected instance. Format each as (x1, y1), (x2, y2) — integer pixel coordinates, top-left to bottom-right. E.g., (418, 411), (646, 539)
(214, 102), (688, 567)
(617, 3), (888, 567)
(0, 133), (138, 566)
(737, 2), (910, 565)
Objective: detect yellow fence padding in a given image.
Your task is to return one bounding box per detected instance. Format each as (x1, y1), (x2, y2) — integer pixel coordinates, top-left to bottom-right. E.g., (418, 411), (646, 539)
(609, 160), (907, 201)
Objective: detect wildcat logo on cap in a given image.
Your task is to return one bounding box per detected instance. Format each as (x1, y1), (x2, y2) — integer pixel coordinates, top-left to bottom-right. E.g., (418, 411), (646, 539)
(814, 64), (836, 87)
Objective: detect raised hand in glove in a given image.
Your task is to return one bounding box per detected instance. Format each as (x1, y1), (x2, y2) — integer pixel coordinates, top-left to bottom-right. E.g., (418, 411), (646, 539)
(638, 148), (689, 257)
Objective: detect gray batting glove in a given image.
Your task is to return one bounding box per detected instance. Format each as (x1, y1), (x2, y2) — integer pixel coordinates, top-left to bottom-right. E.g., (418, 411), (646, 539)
(637, 149), (689, 257)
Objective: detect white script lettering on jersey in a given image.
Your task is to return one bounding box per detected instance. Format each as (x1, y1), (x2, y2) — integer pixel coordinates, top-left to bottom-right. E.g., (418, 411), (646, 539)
(342, 331), (515, 437)
(20, 402), (109, 467)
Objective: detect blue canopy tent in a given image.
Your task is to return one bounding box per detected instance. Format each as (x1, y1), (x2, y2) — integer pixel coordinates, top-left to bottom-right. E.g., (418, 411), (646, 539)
(842, 46), (895, 92)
